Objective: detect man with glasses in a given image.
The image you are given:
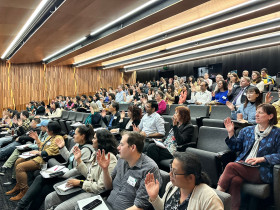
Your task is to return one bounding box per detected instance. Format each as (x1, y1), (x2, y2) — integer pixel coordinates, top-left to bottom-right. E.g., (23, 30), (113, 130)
(97, 131), (162, 210)
(192, 81), (212, 105)
(133, 100), (165, 138)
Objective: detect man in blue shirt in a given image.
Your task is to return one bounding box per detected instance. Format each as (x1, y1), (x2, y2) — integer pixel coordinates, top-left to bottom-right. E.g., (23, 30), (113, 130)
(115, 85), (125, 103)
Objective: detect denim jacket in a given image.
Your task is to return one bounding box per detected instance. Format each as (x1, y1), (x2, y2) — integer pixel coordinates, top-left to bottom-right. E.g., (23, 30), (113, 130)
(226, 126), (280, 183)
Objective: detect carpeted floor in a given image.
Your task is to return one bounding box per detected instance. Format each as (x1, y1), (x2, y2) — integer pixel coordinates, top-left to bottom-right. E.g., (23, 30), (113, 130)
(0, 161), (18, 210)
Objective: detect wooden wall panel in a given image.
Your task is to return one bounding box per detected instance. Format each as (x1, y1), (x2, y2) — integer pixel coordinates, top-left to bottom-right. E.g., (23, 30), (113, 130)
(0, 61), (135, 116)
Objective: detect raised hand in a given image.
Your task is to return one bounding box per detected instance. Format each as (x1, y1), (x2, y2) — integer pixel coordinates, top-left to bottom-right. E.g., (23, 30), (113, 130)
(29, 131), (39, 140)
(55, 137), (65, 148)
(265, 92), (273, 104)
(224, 117), (234, 137)
(120, 110), (125, 119)
(226, 101), (235, 111)
(96, 149), (110, 170)
(73, 146), (82, 160)
(133, 124), (140, 132)
(145, 173), (160, 202)
(228, 82), (233, 92)
(101, 109), (107, 118)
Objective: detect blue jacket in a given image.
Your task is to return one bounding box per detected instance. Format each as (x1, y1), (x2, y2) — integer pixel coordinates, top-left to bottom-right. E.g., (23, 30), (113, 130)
(231, 102), (256, 124)
(226, 126), (280, 183)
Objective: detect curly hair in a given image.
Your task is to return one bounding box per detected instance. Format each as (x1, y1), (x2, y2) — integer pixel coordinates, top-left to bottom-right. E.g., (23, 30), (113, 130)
(128, 105), (142, 121)
(96, 129), (118, 155)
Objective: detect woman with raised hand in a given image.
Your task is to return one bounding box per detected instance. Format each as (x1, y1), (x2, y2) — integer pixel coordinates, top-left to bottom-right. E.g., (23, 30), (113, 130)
(217, 104), (280, 210)
(226, 86), (262, 124)
(45, 129), (118, 210)
(145, 152), (223, 210)
(15, 125), (95, 210)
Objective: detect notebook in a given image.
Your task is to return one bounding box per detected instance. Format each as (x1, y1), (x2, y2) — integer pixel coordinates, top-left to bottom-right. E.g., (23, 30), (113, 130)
(77, 195), (109, 210)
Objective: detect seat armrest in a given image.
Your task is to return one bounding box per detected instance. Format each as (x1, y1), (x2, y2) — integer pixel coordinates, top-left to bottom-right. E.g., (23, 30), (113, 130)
(176, 142), (196, 152)
(217, 150), (236, 171)
(196, 116), (209, 127)
(273, 164), (280, 210)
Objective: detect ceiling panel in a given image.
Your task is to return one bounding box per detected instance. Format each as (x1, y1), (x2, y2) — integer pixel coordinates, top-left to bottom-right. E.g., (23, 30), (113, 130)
(0, 0), (38, 56)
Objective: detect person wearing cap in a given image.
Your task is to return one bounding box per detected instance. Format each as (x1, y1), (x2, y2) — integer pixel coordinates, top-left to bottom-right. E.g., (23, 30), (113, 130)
(0, 119), (48, 182)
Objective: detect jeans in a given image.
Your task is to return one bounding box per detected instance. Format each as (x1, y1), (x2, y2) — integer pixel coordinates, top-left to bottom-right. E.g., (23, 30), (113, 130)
(0, 136), (13, 147)
(0, 141), (21, 160)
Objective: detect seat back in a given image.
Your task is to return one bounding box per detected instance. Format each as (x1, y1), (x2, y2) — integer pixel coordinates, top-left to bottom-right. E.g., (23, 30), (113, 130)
(168, 104), (181, 116)
(197, 126), (229, 152)
(67, 111), (77, 121)
(191, 125), (198, 144)
(82, 113), (90, 123)
(119, 103), (131, 111)
(164, 122), (170, 136)
(209, 105), (231, 120)
(159, 170), (170, 197)
(162, 105), (170, 115)
(75, 112), (84, 122)
(61, 111), (69, 120)
(214, 189), (231, 210)
(189, 105), (210, 118)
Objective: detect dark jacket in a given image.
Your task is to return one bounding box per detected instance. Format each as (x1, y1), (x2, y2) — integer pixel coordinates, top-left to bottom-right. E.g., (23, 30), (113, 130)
(90, 113), (102, 127)
(226, 126), (280, 183)
(102, 112), (121, 130)
(227, 85), (253, 103)
(168, 122), (194, 146)
(119, 118), (141, 131)
(36, 106), (45, 115)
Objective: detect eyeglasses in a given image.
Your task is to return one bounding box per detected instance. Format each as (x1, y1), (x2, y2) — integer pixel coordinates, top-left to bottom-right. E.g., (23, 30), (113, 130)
(169, 164), (186, 177)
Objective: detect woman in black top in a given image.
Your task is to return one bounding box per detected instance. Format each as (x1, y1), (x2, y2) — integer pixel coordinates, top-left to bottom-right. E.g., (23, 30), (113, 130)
(146, 106), (194, 164)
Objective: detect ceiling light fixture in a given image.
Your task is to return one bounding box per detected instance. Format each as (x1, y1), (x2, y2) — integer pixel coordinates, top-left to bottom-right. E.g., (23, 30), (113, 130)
(1, 0), (50, 59)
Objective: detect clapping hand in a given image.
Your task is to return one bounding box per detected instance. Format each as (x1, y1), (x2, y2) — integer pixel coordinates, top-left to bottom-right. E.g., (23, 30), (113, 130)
(29, 131), (39, 140)
(145, 173), (160, 202)
(120, 110), (125, 119)
(228, 82), (233, 92)
(101, 109), (107, 118)
(133, 124), (140, 132)
(55, 137), (65, 148)
(224, 117), (234, 137)
(17, 119), (23, 126)
(226, 101), (235, 111)
(73, 146), (82, 162)
(265, 92), (273, 104)
(96, 149), (110, 170)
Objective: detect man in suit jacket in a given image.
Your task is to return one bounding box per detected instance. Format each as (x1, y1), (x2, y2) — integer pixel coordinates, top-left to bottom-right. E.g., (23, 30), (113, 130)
(101, 102), (120, 130)
(227, 76), (252, 106)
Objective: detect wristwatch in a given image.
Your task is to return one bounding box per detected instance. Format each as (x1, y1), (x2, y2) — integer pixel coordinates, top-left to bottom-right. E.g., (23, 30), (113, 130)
(80, 180), (84, 187)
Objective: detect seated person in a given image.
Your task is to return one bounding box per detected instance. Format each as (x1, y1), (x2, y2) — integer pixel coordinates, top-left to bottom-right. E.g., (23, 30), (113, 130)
(146, 152), (223, 210)
(211, 80), (228, 105)
(0, 111), (30, 148)
(146, 106), (194, 164)
(46, 102), (62, 118)
(101, 102), (120, 130)
(156, 91), (167, 115)
(35, 101), (45, 116)
(191, 81), (212, 105)
(97, 131), (162, 210)
(261, 68), (274, 86)
(0, 117), (40, 160)
(165, 85), (177, 105)
(265, 87), (280, 128)
(217, 104), (280, 210)
(45, 129), (118, 210)
(84, 102), (101, 128)
(134, 100), (165, 138)
(226, 87), (262, 124)
(6, 121), (63, 201)
(178, 84), (191, 104)
(0, 120), (49, 178)
(111, 105), (142, 133)
(227, 77), (252, 106)
(15, 124), (95, 209)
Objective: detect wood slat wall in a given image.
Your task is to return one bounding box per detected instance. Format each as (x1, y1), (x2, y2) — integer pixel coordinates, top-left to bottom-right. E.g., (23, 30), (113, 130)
(0, 61), (135, 116)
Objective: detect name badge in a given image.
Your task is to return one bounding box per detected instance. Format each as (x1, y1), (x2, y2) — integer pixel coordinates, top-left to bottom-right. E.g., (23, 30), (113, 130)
(114, 116), (117, 120)
(222, 96), (227, 100)
(127, 176), (137, 187)
(47, 142), (51, 145)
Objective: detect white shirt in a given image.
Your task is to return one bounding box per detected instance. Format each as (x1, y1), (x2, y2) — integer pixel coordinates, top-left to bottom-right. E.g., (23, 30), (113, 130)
(139, 112), (165, 136)
(193, 90), (212, 105)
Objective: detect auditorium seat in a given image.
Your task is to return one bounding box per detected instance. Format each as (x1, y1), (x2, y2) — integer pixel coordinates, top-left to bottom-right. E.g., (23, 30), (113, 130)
(168, 104), (181, 116)
(188, 105), (210, 126)
(119, 103), (131, 111)
(202, 105), (231, 128)
(162, 105), (170, 115)
(185, 126), (235, 186)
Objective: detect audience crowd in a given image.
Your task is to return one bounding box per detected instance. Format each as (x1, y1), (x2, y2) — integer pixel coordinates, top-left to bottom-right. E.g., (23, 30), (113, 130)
(0, 67), (279, 210)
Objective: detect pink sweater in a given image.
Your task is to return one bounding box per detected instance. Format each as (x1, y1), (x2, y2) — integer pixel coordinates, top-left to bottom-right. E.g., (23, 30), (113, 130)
(157, 100), (167, 115)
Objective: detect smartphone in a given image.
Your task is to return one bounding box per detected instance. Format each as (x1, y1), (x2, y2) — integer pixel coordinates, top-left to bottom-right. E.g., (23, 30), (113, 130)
(82, 199), (102, 210)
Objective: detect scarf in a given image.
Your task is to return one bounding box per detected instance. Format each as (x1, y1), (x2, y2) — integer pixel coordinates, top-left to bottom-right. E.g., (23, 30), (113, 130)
(246, 125), (273, 160)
